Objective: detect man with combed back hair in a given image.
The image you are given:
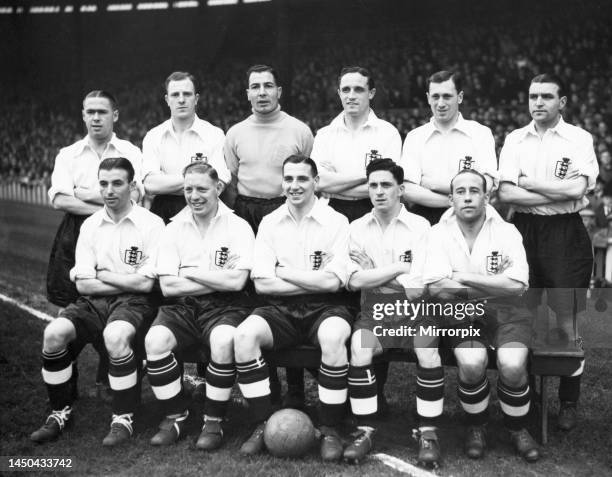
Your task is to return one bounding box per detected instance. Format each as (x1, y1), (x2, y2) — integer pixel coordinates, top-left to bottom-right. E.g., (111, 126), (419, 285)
(498, 73), (599, 432)
(32, 157), (163, 447)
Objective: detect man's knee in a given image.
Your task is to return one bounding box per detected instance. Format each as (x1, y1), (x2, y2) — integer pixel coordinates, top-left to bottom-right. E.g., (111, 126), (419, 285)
(497, 345), (528, 386)
(103, 321), (134, 357)
(234, 316), (268, 360)
(455, 346), (488, 382)
(43, 318), (76, 352)
(209, 325), (236, 362)
(415, 346), (442, 368)
(145, 325), (175, 356)
(350, 330), (378, 366)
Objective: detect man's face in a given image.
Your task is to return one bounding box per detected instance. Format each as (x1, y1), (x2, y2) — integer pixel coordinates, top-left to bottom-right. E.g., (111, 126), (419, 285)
(450, 173), (488, 223)
(528, 82), (566, 126)
(184, 172), (221, 218)
(368, 170), (403, 213)
(165, 78), (198, 121)
(338, 72), (375, 118)
(98, 168), (133, 211)
(601, 151), (611, 170)
(247, 71), (282, 115)
(82, 97), (117, 141)
(427, 79), (463, 125)
(282, 162), (317, 208)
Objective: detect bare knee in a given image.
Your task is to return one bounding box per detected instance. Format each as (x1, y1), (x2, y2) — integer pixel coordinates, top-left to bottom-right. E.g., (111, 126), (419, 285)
(415, 347), (442, 368)
(350, 330), (377, 366)
(43, 319), (75, 352)
(145, 325), (176, 357)
(497, 346), (528, 386)
(234, 316), (268, 362)
(209, 326), (236, 363)
(103, 322), (134, 358)
(455, 347), (488, 383)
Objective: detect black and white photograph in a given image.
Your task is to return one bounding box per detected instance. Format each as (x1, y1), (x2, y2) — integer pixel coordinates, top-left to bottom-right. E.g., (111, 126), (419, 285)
(1, 0), (612, 475)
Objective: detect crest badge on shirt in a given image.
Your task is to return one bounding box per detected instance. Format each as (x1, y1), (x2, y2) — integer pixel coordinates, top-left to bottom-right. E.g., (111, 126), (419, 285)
(399, 250), (412, 263)
(310, 250), (325, 270)
(215, 247), (229, 267)
(459, 155), (475, 171)
(123, 246), (143, 266)
(486, 251), (501, 274)
(554, 157), (571, 179)
(191, 152), (209, 164)
(364, 149), (383, 168)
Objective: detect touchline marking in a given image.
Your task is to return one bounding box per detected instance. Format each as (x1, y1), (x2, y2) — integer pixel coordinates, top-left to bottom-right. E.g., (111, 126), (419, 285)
(0, 293), (54, 322)
(372, 453), (437, 477)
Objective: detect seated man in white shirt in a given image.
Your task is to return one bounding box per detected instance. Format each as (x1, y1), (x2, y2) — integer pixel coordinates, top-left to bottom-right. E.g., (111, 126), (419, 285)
(343, 158), (431, 463)
(31, 157), (164, 447)
(143, 162), (255, 450)
(234, 155), (354, 462)
(425, 169), (539, 463)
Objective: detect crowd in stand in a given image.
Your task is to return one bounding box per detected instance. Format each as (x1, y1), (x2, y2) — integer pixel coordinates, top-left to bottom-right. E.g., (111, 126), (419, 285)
(2, 1), (611, 219)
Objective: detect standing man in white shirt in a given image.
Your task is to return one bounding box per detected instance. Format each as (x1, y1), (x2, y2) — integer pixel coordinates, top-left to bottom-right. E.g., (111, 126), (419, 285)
(311, 66), (402, 404)
(498, 73), (599, 431)
(144, 162), (255, 450)
(47, 90), (143, 309)
(143, 71), (230, 223)
(311, 66), (402, 222)
(234, 155), (354, 462)
(32, 157), (163, 447)
(400, 71), (498, 225)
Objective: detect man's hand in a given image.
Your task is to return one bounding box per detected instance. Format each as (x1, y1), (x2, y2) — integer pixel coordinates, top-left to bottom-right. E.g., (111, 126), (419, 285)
(96, 269), (112, 282)
(496, 255), (513, 274)
(178, 266), (198, 278)
(320, 253), (334, 269)
(350, 250), (374, 270)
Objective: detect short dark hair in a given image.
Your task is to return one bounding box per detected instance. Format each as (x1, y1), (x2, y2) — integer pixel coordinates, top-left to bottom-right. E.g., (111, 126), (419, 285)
(338, 66), (375, 90)
(182, 162), (219, 181)
(530, 73), (566, 98)
(246, 64), (281, 87)
(165, 71), (198, 94)
(450, 169), (487, 193)
(84, 90), (118, 110)
(427, 70), (462, 94)
(366, 158), (404, 184)
(282, 155), (318, 177)
(98, 157), (134, 182)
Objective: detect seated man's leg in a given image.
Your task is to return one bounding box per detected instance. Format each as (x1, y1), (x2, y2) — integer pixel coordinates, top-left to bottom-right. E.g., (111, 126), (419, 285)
(145, 323), (189, 446)
(496, 343), (539, 463)
(197, 324), (238, 450)
(31, 317), (78, 443)
(454, 341), (489, 460)
(344, 328), (383, 463)
(315, 315), (351, 462)
(234, 313), (275, 455)
(102, 319), (139, 446)
(413, 334), (444, 466)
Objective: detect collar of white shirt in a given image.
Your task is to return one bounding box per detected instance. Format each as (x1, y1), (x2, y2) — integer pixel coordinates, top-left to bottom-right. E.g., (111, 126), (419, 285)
(424, 113), (471, 140)
(170, 200), (234, 228)
(161, 115), (210, 141)
(330, 109), (380, 132)
(362, 204), (421, 230)
(269, 197), (336, 227)
(75, 133), (128, 156)
(521, 116), (573, 141)
(438, 203), (505, 226)
(95, 201), (145, 227)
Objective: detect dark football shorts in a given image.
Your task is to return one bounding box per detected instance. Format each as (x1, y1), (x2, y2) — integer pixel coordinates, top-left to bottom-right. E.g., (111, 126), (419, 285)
(59, 293), (159, 355)
(513, 212), (593, 314)
(251, 294), (354, 349)
(234, 195), (285, 234)
(46, 213), (87, 307)
(150, 194), (187, 225)
(152, 293), (251, 354)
